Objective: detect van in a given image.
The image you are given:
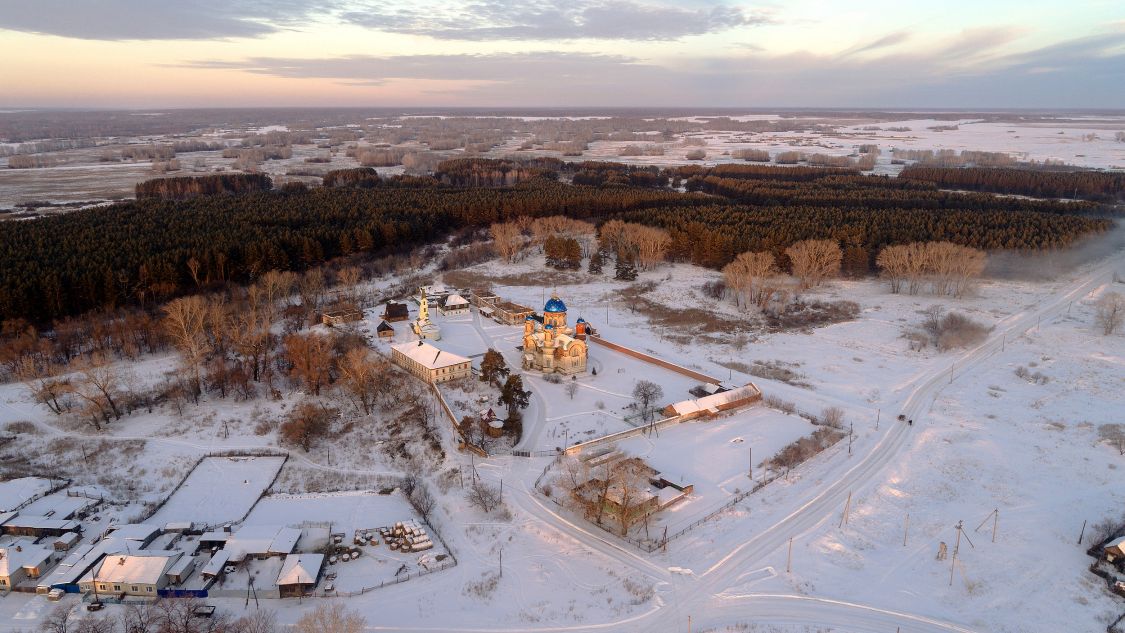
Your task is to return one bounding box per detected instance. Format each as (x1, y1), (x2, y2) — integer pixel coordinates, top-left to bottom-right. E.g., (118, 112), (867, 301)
(47, 588), (65, 601)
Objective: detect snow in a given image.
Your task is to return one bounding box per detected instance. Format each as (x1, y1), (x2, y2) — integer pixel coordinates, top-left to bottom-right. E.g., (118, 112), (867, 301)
(92, 553), (178, 585)
(390, 340), (471, 370)
(148, 456), (285, 527)
(0, 478), (53, 512)
(276, 553), (323, 585)
(0, 228), (1121, 631)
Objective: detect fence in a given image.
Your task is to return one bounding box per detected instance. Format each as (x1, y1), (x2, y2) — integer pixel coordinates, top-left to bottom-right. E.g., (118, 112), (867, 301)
(537, 425), (847, 552)
(561, 413), (689, 456)
(587, 335), (722, 385)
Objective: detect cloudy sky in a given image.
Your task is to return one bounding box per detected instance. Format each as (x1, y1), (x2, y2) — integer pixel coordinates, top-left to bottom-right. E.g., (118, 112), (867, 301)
(0, 0), (1122, 108)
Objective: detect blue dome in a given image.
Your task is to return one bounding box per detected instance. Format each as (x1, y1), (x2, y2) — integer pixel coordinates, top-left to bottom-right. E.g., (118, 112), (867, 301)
(544, 297), (567, 313)
(576, 317), (586, 323)
(544, 324), (555, 330)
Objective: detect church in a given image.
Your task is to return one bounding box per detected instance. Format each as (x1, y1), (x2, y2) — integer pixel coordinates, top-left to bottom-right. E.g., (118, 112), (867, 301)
(521, 292), (589, 375)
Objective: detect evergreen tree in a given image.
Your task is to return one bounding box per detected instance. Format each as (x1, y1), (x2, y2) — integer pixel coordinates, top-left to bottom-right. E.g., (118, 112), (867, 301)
(615, 253), (638, 281)
(498, 374), (531, 418)
(479, 348), (510, 387)
(588, 249), (605, 274)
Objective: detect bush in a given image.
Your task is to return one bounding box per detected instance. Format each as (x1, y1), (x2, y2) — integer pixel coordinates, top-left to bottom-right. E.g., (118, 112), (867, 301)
(767, 427), (844, 472)
(921, 309), (990, 351)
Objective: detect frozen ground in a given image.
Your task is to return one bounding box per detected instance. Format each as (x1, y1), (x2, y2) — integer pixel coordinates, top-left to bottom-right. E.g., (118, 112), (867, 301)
(0, 240), (1122, 631)
(3, 112), (1122, 211)
(148, 456), (285, 527)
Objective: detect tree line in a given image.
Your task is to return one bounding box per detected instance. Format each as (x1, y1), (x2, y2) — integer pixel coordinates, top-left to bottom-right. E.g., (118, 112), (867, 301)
(0, 180), (695, 324)
(900, 165), (1125, 203)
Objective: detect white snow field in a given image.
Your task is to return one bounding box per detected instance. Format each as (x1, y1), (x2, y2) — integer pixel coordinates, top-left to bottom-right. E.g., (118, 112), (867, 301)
(148, 456), (285, 527)
(0, 235), (1122, 632)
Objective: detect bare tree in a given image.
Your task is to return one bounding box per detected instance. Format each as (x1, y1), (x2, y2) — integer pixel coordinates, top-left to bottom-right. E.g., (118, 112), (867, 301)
(72, 353), (126, 430)
(40, 605), (73, 633)
(283, 333), (334, 395)
(490, 222), (523, 263)
(632, 380), (664, 423)
(1096, 292), (1124, 335)
(565, 381), (579, 400)
(232, 609), (277, 633)
(17, 357), (72, 415)
(876, 244), (910, 294)
(337, 266), (362, 303)
(295, 604), (366, 633)
(466, 480), (502, 514)
(163, 295), (211, 402)
(785, 239), (842, 289)
(408, 484), (436, 522)
(337, 348), (385, 414)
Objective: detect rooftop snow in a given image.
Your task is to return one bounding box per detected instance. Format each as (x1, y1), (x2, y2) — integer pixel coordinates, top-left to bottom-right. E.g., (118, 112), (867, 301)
(94, 553), (180, 585)
(391, 341), (470, 369)
(0, 478), (53, 512)
(276, 553), (323, 586)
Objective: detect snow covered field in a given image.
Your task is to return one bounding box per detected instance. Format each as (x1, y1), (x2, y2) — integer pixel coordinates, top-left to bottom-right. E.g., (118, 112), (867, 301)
(0, 232), (1122, 631)
(148, 456), (285, 527)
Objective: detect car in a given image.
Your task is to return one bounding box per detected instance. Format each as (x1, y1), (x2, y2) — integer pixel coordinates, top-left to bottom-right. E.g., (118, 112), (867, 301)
(86, 602), (104, 612)
(47, 588), (65, 601)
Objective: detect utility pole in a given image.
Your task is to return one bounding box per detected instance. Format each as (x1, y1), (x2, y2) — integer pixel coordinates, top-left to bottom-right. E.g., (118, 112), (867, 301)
(903, 513), (910, 547)
(950, 363), (954, 384)
(787, 537), (793, 573)
(1078, 519), (1087, 545)
(848, 423), (854, 455)
(499, 546), (503, 579)
(839, 491), (852, 528)
(876, 408), (880, 430)
(748, 447), (752, 480)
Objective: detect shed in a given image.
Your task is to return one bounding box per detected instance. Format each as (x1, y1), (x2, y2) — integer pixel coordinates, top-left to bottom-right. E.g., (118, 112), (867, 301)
(276, 553), (324, 598)
(200, 550), (230, 579)
(383, 303), (409, 322)
(53, 532), (80, 551)
(1105, 536), (1125, 561)
(165, 554), (196, 586)
(376, 321), (395, 339)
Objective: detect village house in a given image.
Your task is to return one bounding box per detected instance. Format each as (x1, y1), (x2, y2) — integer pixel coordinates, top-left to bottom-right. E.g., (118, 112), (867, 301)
(0, 543), (56, 590)
(80, 552), (182, 597)
(383, 302), (409, 322)
(439, 293), (470, 316)
(276, 553), (324, 598)
(391, 341), (472, 384)
(223, 525), (301, 563)
(376, 320), (395, 339)
(1, 514), (80, 538)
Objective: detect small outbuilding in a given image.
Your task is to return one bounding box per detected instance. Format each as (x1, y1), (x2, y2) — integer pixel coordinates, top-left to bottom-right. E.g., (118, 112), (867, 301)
(376, 321), (395, 339)
(1105, 536), (1125, 562)
(383, 303), (409, 322)
(276, 554), (324, 598)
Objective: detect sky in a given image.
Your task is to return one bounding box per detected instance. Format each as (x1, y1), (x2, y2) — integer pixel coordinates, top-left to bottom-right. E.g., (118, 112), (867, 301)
(0, 0), (1122, 109)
